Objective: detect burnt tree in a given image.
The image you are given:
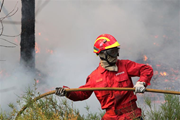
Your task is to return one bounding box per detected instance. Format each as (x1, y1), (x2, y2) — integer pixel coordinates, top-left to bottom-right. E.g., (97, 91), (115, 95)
(20, 0), (35, 69)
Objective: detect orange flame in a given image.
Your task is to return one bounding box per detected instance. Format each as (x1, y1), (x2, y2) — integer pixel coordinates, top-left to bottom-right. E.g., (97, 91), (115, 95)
(160, 72), (167, 76)
(154, 71), (159, 75)
(143, 55), (148, 61)
(170, 68), (178, 73)
(35, 42), (40, 53)
(164, 79), (169, 82)
(153, 43), (159, 46)
(163, 35), (168, 38)
(47, 49), (53, 54)
(154, 35), (158, 38)
(36, 80), (39, 83)
(156, 64), (161, 67)
(45, 87), (55, 92)
(38, 32), (41, 36)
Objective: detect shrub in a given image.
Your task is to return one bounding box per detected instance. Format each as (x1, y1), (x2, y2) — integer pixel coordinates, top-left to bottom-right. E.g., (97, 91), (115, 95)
(144, 93), (180, 120)
(0, 80), (104, 120)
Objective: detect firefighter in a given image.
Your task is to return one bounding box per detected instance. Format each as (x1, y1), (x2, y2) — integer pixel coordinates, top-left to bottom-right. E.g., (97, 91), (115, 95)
(55, 34), (153, 120)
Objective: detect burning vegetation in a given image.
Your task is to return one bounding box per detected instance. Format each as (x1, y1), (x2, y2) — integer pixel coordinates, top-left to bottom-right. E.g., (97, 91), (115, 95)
(0, 0), (179, 120)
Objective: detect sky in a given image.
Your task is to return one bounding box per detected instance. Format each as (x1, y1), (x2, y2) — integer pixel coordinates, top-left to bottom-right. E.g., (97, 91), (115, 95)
(0, 0), (180, 116)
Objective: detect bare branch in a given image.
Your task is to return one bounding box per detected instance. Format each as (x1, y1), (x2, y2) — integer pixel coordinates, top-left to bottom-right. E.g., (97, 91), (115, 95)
(0, 1), (19, 37)
(0, 38), (18, 46)
(0, 5), (18, 21)
(2, 0), (51, 25)
(0, 1), (20, 24)
(2, 8), (18, 20)
(0, 45), (16, 48)
(0, 20), (20, 37)
(0, 20), (3, 36)
(1, 20), (21, 24)
(1, 33), (20, 37)
(0, 1), (21, 38)
(0, 0), (4, 13)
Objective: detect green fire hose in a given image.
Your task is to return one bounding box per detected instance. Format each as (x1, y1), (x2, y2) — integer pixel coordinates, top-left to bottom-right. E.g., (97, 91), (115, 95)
(15, 87), (180, 120)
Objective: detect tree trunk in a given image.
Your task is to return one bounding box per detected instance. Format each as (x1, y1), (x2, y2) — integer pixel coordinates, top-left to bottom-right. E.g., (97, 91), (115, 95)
(20, 0), (35, 69)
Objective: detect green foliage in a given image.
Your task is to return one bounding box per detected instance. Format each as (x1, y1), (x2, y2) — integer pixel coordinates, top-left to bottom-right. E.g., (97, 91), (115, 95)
(82, 104), (105, 120)
(0, 109), (8, 120)
(144, 94), (180, 120)
(0, 80), (104, 120)
(3, 79), (179, 120)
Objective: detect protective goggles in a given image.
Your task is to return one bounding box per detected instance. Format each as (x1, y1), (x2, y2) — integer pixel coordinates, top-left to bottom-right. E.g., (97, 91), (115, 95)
(105, 47), (120, 57)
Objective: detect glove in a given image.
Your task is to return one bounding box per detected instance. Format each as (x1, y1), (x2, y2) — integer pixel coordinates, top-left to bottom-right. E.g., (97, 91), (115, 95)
(55, 87), (66, 96)
(134, 82), (146, 94)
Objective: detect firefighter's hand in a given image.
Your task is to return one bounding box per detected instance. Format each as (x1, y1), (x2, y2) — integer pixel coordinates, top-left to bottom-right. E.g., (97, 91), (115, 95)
(134, 82), (146, 94)
(55, 87), (66, 96)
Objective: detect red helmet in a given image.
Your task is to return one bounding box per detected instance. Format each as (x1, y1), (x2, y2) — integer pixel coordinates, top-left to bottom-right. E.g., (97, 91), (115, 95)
(93, 34), (120, 54)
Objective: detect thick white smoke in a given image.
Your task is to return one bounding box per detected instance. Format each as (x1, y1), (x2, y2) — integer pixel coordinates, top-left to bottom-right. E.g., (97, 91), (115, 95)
(0, 0), (179, 116)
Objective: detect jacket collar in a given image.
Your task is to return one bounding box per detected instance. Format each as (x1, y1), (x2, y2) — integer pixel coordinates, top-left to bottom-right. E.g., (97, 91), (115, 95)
(98, 60), (120, 74)
(98, 63), (106, 74)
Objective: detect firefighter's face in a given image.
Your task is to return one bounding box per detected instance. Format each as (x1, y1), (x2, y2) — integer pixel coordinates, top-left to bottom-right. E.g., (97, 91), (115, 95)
(106, 47), (120, 58)
(106, 54), (117, 65)
(99, 47), (119, 65)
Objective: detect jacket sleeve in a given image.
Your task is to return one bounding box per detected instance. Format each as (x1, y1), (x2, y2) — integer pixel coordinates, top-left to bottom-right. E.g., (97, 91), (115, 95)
(125, 60), (153, 86)
(65, 76), (93, 101)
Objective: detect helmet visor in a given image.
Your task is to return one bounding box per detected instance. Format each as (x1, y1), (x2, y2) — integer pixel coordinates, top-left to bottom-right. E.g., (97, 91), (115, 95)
(106, 47), (120, 57)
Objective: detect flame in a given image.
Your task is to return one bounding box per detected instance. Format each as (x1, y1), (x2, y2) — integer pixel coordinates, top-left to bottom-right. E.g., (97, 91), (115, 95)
(47, 49), (53, 54)
(156, 64), (161, 67)
(35, 42), (40, 53)
(175, 76), (179, 80)
(143, 55), (148, 61)
(160, 72), (167, 76)
(36, 80), (39, 83)
(38, 32), (41, 36)
(164, 79), (169, 82)
(153, 42), (159, 46)
(170, 68), (178, 73)
(154, 35), (158, 38)
(0, 70), (9, 77)
(163, 35), (168, 38)
(45, 87), (55, 92)
(154, 71), (159, 75)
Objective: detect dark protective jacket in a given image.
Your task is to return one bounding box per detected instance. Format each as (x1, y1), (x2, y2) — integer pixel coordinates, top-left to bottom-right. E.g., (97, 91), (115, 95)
(66, 59), (153, 120)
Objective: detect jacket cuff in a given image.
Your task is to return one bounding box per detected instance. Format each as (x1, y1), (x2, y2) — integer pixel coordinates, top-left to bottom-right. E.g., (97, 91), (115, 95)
(138, 77), (150, 87)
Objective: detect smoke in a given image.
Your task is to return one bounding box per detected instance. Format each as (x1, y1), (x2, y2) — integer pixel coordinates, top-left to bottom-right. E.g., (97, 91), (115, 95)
(0, 0), (179, 116)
